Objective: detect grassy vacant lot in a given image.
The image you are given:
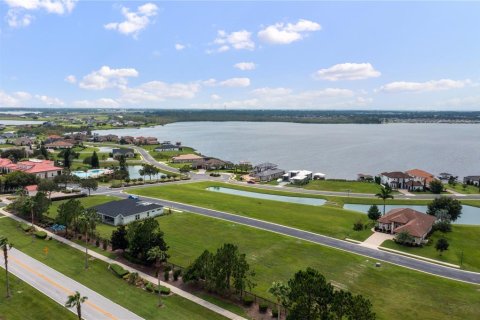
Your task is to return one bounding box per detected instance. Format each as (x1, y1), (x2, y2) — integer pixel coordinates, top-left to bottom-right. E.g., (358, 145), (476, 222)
(46, 195), (120, 219)
(0, 272), (76, 320)
(0, 218), (228, 320)
(289, 180), (383, 194)
(129, 182), (373, 241)
(445, 183), (480, 194)
(155, 212), (479, 320)
(382, 225), (480, 272)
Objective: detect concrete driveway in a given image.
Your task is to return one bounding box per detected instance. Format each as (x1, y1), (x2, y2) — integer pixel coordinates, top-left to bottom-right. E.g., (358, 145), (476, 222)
(361, 231), (394, 249)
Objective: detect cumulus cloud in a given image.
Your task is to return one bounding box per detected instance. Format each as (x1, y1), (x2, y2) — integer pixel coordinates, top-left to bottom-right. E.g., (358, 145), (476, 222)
(210, 94), (221, 100)
(0, 90), (64, 107)
(104, 2), (158, 38)
(202, 78), (251, 88)
(380, 79), (471, 93)
(258, 19), (321, 45)
(73, 98), (120, 108)
(35, 94), (64, 106)
(64, 75), (76, 84)
(4, 0), (76, 28)
(213, 30), (255, 52)
(79, 66), (139, 90)
(175, 43), (186, 51)
(234, 62), (256, 71)
(314, 63), (381, 81)
(119, 81), (201, 105)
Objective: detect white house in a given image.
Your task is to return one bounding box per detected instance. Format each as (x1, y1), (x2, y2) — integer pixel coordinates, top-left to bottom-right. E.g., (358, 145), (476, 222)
(283, 170), (313, 185)
(93, 199), (164, 226)
(380, 171), (414, 189)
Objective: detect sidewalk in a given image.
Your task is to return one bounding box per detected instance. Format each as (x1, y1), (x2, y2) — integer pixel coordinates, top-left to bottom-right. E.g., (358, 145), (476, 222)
(0, 209), (247, 320)
(1, 248), (143, 320)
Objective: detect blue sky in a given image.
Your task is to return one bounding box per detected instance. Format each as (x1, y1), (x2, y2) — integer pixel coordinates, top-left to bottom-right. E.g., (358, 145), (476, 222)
(0, 1), (479, 110)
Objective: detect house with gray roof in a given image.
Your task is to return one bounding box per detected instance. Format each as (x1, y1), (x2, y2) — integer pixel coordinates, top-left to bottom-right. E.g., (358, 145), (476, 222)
(112, 148), (135, 159)
(93, 198), (163, 226)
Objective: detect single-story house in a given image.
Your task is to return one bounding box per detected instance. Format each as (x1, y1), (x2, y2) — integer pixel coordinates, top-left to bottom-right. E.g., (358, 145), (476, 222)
(172, 154), (204, 163)
(24, 184), (38, 196)
(93, 198), (164, 226)
(0, 158), (62, 179)
(380, 171), (414, 189)
(376, 208), (436, 245)
(45, 140), (74, 149)
(252, 168), (285, 182)
(357, 173), (373, 181)
(112, 148), (135, 159)
(283, 170), (313, 184)
(155, 141), (182, 152)
(463, 176), (480, 186)
(192, 158), (233, 170)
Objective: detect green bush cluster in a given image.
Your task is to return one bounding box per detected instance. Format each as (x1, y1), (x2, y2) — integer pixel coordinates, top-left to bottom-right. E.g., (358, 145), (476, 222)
(20, 223), (33, 232)
(110, 263), (129, 278)
(34, 231), (48, 239)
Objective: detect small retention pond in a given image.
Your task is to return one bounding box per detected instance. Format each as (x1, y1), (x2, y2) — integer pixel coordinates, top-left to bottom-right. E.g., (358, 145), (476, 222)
(344, 204), (480, 225)
(207, 187), (326, 206)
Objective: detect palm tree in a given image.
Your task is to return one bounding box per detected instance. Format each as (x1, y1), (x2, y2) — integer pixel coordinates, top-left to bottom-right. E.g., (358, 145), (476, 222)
(269, 281), (289, 320)
(77, 208), (100, 269)
(147, 246), (167, 307)
(375, 185), (394, 215)
(65, 291), (88, 320)
(0, 236), (13, 298)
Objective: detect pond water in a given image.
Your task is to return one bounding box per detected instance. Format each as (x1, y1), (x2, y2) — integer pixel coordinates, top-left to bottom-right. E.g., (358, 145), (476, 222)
(207, 186), (326, 206)
(344, 204), (480, 225)
(127, 165), (166, 180)
(0, 119), (43, 125)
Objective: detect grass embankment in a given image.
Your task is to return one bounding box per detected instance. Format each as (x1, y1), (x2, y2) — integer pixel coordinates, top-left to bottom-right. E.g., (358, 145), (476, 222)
(0, 218), (229, 320)
(382, 225), (480, 272)
(288, 180), (383, 194)
(129, 182), (373, 241)
(156, 212), (480, 320)
(445, 184), (480, 194)
(46, 195), (120, 219)
(0, 272), (76, 320)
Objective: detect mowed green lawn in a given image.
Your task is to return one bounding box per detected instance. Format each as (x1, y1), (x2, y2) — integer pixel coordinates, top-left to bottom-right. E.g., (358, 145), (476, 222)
(46, 195), (121, 219)
(445, 183), (480, 194)
(128, 182), (373, 241)
(382, 225), (480, 272)
(289, 180), (383, 194)
(0, 218), (228, 320)
(153, 212), (479, 320)
(0, 272), (76, 320)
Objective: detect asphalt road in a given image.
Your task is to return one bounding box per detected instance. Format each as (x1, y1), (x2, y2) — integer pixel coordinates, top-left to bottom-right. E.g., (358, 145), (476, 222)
(101, 188), (480, 285)
(1, 248), (143, 320)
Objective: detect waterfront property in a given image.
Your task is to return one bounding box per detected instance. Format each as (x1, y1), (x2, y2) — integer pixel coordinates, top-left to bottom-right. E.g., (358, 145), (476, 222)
(192, 157), (233, 170)
(45, 140), (74, 149)
(380, 171), (414, 190)
(376, 208), (436, 245)
(406, 169), (435, 186)
(0, 158), (62, 179)
(113, 148), (135, 158)
(283, 170), (313, 185)
(93, 198), (163, 226)
(463, 175), (480, 186)
(172, 153), (204, 163)
(154, 141), (182, 152)
(250, 162), (285, 182)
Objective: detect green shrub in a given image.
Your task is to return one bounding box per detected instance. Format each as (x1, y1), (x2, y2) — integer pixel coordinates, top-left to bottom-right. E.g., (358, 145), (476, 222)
(353, 220), (364, 231)
(271, 308), (278, 318)
(20, 223), (33, 232)
(160, 286), (170, 295)
(164, 270), (170, 281)
(259, 302), (268, 313)
(34, 231), (47, 239)
(173, 269), (182, 281)
(243, 296), (254, 306)
(145, 282), (154, 292)
(110, 264), (129, 278)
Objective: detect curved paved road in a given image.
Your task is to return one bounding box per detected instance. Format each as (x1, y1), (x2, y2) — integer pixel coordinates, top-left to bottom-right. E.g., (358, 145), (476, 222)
(103, 189), (480, 285)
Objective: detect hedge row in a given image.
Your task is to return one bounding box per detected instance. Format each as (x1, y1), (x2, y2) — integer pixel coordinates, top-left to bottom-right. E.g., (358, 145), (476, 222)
(110, 264), (129, 278)
(34, 231), (48, 239)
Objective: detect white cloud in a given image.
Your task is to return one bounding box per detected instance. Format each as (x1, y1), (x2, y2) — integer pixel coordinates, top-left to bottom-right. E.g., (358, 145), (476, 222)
(210, 94), (221, 100)
(234, 62), (256, 71)
(73, 98), (120, 108)
(4, 0), (76, 28)
(213, 30), (255, 52)
(119, 81), (200, 105)
(175, 43), (186, 51)
(35, 94), (64, 106)
(104, 2), (158, 38)
(258, 19), (321, 45)
(380, 79), (471, 93)
(79, 66), (139, 90)
(314, 63), (381, 81)
(219, 78), (251, 87)
(64, 75), (76, 84)
(251, 87), (292, 97)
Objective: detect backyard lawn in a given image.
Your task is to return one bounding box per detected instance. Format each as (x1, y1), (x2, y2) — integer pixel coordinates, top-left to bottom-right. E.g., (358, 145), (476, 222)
(46, 195), (120, 219)
(128, 182), (373, 241)
(0, 272), (76, 320)
(0, 218), (229, 320)
(289, 179), (383, 194)
(153, 212), (479, 320)
(381, 225), (480, 272)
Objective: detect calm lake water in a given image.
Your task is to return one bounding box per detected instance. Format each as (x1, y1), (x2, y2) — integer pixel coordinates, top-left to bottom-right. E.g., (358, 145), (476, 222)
(95, 122), (480, 179)
(0, 119), (43, 125)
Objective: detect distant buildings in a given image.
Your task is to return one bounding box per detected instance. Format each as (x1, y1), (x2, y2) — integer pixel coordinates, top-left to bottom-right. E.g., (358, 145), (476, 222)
(45, 140), (74, 149)
(464, 176), (480, 186)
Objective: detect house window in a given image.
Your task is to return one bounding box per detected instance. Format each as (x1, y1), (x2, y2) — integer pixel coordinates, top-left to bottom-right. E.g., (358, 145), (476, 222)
(135, 214), (140, 220)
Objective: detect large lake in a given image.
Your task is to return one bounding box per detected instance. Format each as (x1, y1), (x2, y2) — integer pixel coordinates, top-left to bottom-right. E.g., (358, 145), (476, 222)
(94, 122), (480, 179)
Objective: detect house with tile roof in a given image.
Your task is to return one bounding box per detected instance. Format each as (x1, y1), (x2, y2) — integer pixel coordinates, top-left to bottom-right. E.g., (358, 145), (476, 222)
(406, 169), (435, 188)
(0, 158), (62, 179)
(377, 208), (436, 245)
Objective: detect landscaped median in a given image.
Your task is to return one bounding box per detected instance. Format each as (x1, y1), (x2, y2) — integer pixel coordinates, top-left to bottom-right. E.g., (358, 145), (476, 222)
(0, 217), (231, 320)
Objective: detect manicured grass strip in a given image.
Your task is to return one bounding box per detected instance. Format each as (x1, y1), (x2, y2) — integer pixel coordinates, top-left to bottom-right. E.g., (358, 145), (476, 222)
(154, 212), (479, 320)
(0, 271), (76, 320)
(129, 182), (373, 241)
(46, 195), (121, 219)
(445, 184), (480, 194)
(381, 225), (480, 272)
(0, 218), (227, 320)
(288, 180), (383, 194)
